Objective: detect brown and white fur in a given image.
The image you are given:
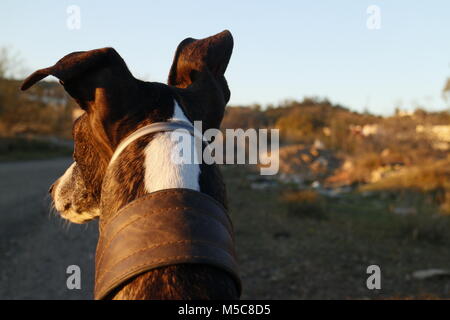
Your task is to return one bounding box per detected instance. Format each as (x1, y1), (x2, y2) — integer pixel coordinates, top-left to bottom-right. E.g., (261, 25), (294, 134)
(22, 31), (238, 299)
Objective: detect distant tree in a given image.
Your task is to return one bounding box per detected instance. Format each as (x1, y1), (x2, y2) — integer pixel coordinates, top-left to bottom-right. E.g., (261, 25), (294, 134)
(0, 48), (8, 78)
(0, 47), (73, 137)
(443, 77), (450, 109)
(413, 108), (427, 120)
(276, 109), (324, 143)
(0, 47), (24, 79)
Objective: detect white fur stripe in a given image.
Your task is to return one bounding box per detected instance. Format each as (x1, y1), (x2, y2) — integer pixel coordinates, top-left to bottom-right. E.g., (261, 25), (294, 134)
(54, 162), (75, 211)
(143, 101), (200, 193)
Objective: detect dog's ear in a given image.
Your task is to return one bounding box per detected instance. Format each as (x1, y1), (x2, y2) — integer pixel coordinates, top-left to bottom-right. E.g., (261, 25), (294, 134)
(168, 30), (234, 130)
(21, 48), (133, 109)
(21, 48), (136, 160)
(168, 30), (233, 94)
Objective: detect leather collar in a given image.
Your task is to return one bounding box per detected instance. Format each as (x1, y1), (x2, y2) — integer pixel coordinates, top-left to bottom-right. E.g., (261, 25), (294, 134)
(94, 188), (241, 299)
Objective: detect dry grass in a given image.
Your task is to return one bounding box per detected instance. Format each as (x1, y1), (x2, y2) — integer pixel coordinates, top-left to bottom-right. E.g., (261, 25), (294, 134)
(279, 190), (327, 220)
(360, 158), (450, 214)
(224, 165), (450, 299)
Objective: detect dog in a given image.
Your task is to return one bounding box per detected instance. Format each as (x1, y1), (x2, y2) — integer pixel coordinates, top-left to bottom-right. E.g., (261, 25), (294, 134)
(21, 30), (240, 300)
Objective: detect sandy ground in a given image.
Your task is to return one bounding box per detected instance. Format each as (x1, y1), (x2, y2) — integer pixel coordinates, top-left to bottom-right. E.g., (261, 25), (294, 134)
(0, 158), (98, 299)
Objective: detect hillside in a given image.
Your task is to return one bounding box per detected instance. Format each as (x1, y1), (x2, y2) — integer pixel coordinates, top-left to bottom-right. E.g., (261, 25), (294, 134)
(223, 99), (450, 214)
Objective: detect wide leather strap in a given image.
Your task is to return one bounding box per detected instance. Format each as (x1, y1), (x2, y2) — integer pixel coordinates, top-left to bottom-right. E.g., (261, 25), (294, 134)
(94, 188), (241, 300)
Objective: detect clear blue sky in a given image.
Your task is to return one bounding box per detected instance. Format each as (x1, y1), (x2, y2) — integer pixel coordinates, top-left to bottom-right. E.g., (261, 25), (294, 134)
(1, 0), (449, 115)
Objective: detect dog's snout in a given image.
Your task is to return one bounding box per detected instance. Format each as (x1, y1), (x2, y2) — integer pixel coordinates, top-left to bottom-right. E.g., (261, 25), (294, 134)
(49, 181), (57, 197)
(48, 184), (54, 195)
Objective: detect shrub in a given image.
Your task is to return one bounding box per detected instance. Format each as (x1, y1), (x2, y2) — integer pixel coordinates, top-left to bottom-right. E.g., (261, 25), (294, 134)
(396, 212), (450, 245)
(279, 190), (327, 219)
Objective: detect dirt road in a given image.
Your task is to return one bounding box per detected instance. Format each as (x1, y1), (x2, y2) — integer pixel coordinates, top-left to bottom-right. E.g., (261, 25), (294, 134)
(0, 158), (98, 299)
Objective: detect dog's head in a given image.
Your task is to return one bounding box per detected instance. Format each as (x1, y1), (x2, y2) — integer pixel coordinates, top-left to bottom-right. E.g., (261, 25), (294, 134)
(21, 31), (233, 223)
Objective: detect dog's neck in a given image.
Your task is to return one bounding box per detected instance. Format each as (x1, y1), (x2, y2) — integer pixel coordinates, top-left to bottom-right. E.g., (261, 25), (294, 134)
(99, 97), (202, 220)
